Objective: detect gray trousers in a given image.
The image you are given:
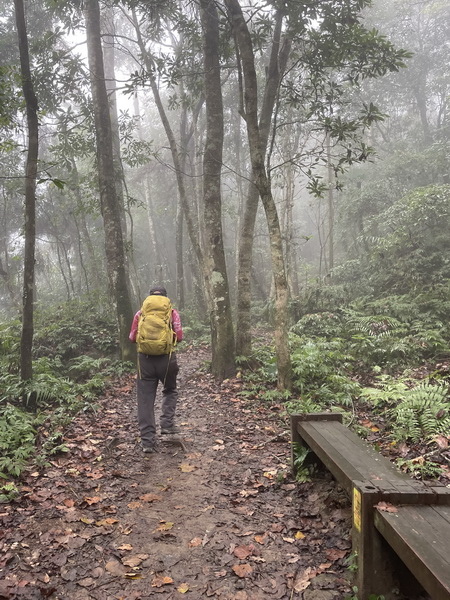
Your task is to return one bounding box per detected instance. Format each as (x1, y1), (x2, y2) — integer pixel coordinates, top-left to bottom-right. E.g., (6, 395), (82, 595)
(137, 353), (179, 447)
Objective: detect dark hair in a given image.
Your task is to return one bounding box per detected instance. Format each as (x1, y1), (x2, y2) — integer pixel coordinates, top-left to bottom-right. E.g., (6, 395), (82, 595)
(149, 286), (167, 296)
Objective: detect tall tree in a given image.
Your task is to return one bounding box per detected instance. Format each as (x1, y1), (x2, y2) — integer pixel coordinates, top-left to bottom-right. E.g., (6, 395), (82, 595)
(14, 0), (39, 387)
(226, 0), (292, 389)
(199, 0), (236, 379)
(84, 0), (134, 361)
(234, 7), (291, 359)
(128, 4), (235, 378)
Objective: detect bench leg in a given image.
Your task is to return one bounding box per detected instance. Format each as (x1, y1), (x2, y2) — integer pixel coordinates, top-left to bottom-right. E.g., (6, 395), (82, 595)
(352, 481), (399, 600)
(290, 414), (303, 475)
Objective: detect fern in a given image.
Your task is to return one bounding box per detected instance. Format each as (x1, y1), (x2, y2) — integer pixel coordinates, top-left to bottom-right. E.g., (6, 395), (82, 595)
(285, 396), (324, 415)
(390, 383), (450, 442)
(360, 376), (409, 408)
(346, 314), (402, 337)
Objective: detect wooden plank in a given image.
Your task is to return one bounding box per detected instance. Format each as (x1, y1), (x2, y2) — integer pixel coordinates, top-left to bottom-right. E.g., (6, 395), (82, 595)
(430, 487), (450, 506)
(295, 417), (449, 504)
(296, 421), (362, 492)
(433, 505), (450, 526)
(374, 506), (450, 600)
(308, 422), (449, 503)
(303, 421), (411, 488)
(291, 412), (343, 423)
(318, 422), (412, 484)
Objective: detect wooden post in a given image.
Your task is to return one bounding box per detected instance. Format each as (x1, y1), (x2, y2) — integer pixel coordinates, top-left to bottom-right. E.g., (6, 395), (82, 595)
(290, 414), (303, 475)
(352, 480), (399, 599)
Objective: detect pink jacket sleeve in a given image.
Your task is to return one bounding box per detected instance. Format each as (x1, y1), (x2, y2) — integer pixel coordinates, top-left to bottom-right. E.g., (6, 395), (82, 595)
(172, 309), (183, 342)
(129, 311), (141, 343)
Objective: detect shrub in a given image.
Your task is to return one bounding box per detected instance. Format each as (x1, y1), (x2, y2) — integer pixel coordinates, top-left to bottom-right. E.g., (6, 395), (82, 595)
(389, 383), (450, 442)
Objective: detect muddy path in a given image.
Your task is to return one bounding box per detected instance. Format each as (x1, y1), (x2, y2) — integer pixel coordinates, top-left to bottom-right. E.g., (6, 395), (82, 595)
(0, 347), (353, 600)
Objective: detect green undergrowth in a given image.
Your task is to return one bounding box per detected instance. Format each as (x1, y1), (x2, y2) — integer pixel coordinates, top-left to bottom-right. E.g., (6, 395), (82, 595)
(0, 299), (135, 480)
(240, 293), (450, 480)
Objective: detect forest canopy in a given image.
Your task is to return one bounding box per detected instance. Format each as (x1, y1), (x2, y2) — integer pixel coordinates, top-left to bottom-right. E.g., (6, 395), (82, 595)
(0, 0), (449, 396)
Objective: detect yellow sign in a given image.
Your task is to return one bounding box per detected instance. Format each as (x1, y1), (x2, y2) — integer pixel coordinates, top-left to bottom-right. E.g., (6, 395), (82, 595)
(353, 487), (362, 532)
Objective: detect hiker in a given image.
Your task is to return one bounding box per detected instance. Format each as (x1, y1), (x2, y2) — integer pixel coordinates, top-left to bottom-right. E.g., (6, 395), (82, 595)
(129, 286), (183, 453)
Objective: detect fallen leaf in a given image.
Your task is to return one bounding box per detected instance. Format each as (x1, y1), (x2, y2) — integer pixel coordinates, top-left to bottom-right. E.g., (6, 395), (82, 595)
(125, 572), (143, 579)
(281, 483), (296, 491)
(105, 559), (126, 576)
(295, 531), (306, 540)
(151, 574), (174, 587)
(239, 489), (258, 497)
(232, 564), (253, 578)
(233, 545), (254, 560)
(254, 533), (267, 545)
(68, 536), (86, 549)
(117, 544), (133, 551)
(155, 521), (174, 532)
(178, 583), (190, 593)
(77, 577), (95, 588)
(84, 496), (101, 505)
(86, 472), (104, 480)
(376, 502), (398, 513)
(215, 569), (227, 577)
(95, 518), (119, 527)
(139, 494), (161, 503)
(434, 435), (449, 449)
(127, 502), (142, 509)
(122, 554), (149, 567)
(180, 464), (196, 472)
(293, 567), (315, 592)
(189, 537), (203, 547)
(325, 548), (348, 561)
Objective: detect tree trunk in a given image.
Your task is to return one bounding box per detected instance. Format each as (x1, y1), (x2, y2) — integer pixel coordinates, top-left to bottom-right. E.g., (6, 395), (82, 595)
(14, 0), (38, 387)
(327, 133), (335, 273)
(200, 0), (236, 380)
(84, 0), (134, 361)
(102, 5), (140, 307)
(234, 6), (291, 359)
(226, 0), (292, 390)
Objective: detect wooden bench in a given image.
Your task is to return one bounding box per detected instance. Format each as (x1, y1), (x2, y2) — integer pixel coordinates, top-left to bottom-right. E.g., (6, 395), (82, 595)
(374, 504), (450, 600)
(291, 413), (450, 600)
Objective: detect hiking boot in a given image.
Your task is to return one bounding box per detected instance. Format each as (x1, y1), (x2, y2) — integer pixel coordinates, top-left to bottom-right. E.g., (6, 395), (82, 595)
(142, 444), (157, 454)
(161, 426), (180, 435)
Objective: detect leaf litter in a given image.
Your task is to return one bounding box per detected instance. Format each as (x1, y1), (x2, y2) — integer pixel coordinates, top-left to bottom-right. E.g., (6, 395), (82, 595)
(0, 345), (353, 599)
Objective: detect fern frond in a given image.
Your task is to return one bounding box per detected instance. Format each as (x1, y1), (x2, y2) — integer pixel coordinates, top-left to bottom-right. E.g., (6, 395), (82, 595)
(390, 383), (450, 442)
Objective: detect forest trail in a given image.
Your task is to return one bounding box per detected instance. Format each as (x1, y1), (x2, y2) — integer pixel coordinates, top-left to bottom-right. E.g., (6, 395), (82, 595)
(0, 347), (353, 600)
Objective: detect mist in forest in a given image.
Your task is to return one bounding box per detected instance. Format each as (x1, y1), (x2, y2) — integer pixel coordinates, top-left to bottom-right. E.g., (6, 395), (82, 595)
(1, 0), (449, 380)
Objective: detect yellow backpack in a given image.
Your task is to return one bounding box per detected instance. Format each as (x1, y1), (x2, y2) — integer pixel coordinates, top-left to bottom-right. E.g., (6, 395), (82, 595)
(137, 295), (175, 355)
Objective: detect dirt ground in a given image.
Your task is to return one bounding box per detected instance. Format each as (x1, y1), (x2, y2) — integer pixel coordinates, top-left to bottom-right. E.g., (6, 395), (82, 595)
(0, 347), (354, 600)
